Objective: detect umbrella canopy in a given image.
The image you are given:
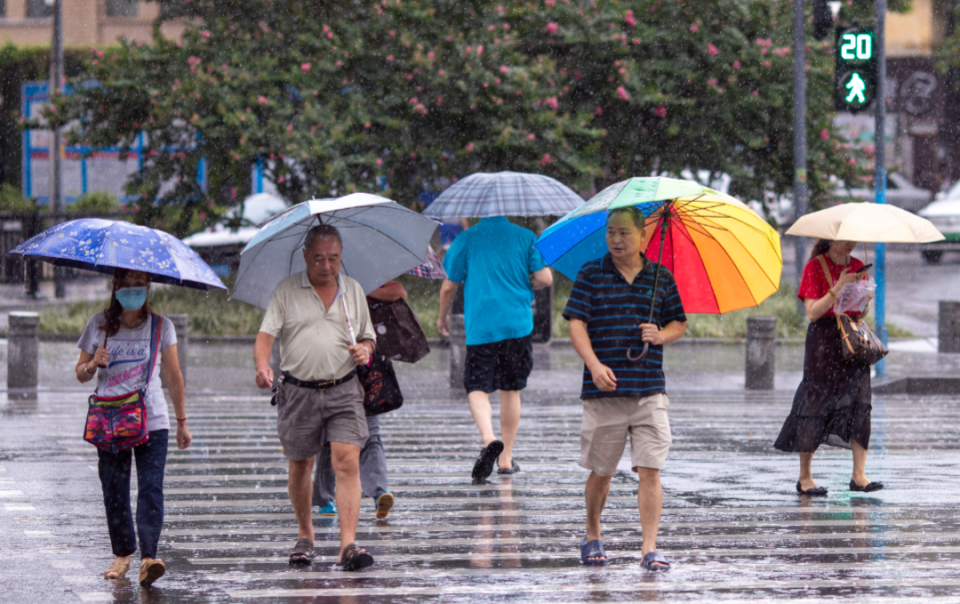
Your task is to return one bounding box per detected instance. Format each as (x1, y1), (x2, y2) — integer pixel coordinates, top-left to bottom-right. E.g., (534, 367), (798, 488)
(406, 245), (447, 280)
(232, 193), (439, 309)
(536, 177), (783, 314)
(785, 202), (944, 243)
(8, 219), (226, 290)
(422, 171), (584, 219)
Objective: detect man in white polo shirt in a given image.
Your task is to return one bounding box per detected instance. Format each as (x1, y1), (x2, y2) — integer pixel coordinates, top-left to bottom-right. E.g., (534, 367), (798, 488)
(253, 224), (377, 571)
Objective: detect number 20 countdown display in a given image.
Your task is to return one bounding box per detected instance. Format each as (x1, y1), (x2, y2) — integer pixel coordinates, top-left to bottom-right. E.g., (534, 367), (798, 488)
(834, 26), (877, 113)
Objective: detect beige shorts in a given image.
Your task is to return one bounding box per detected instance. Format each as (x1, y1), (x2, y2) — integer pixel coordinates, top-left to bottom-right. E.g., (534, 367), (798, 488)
(580, 394), (672, 475)
(276, 376), (369, 461)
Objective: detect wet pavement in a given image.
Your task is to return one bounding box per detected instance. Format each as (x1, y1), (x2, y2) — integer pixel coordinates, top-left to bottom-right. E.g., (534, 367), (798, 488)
(2, 344), (960, 603)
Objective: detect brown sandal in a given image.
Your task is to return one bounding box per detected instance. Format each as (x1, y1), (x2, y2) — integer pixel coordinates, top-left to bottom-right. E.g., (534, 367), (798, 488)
(139, 557), (166, 587)
(338, 543), (374, 571)
(103, 559), (131, 580)
(289, 538), (315, 565)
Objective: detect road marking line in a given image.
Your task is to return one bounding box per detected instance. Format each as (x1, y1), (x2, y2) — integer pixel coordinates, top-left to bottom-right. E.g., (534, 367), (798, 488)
(224, 577), (960, 598)
(168, 530), (955, 550)
(163, 505), (912, 523)
(162, 518), (931, 537)
(76, 592), (115, 602)
(208, 560), (960, 581)
(185, 545), (960, 565)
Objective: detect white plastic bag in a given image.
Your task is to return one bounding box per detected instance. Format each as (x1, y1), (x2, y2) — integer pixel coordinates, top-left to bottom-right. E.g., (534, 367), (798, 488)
(834, 277), (875, 316)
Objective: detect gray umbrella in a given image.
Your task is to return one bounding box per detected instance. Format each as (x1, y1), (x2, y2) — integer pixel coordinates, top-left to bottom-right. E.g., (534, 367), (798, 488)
(231, 193), (438, 310)
(422, 171), (584, 219)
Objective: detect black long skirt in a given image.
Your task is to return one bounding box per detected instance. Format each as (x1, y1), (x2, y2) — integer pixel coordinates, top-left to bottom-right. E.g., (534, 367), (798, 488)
(774, 317), (872, 452)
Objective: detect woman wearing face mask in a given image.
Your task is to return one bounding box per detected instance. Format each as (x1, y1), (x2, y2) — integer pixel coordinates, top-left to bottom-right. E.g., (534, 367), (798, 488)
(774, 239), (882, 496)
(75, 268), (191, 586)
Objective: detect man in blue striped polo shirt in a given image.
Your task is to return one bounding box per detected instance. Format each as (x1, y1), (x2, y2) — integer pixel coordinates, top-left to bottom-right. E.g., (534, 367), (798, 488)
(563, 206), (687, 570)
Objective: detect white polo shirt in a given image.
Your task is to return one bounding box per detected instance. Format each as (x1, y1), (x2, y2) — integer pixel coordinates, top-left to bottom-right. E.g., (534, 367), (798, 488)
(259, 272), (376, 381)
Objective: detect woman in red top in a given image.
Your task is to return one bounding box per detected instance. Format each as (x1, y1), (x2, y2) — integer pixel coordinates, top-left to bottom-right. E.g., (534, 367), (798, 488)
(774, 239), (883, 495)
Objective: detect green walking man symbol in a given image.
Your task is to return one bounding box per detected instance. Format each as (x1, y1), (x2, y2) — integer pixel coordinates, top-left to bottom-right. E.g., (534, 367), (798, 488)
(845, 73), (867, 105)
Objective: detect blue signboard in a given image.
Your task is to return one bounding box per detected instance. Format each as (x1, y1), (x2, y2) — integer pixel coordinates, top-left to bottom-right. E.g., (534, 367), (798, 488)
(22, 81), (206, 205)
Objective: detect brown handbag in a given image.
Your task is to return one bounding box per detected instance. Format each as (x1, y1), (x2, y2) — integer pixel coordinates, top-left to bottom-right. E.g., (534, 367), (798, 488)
(815, 255), (889, 366)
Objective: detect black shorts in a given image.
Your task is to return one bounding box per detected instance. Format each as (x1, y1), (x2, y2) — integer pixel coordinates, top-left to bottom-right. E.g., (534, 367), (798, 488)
(463, 335), (534, 394)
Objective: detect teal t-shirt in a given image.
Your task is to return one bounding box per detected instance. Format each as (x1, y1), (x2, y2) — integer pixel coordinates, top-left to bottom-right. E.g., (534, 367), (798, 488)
(443, 217), (547, 345)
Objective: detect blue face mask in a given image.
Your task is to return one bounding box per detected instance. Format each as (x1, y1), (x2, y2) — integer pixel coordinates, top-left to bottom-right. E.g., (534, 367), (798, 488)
(115, 287), (148, 311)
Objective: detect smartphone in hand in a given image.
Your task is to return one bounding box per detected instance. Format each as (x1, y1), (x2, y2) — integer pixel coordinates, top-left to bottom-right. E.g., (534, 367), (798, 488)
(856, 263), (874, 274)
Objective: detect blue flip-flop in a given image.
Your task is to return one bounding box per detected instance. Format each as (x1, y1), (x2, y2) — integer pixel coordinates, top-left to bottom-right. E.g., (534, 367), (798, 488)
(640, 551), (671, 571)
(580, 537), (608, 565)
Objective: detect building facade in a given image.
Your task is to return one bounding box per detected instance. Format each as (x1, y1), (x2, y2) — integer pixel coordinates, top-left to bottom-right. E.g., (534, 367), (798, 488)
(0, 0), (182, 47)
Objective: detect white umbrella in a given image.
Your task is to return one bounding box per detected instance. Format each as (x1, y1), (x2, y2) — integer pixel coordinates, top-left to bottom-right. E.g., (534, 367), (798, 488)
(232, 193), (438, 309)
(786, 203), (944, 243)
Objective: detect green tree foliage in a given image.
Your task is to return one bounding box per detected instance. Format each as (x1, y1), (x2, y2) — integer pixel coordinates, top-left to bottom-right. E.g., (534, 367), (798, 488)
(70, 189), (120, 213)
(935, 2), (960, 84)
(0, 183), (36, 212)
(52, 0), (878, 230)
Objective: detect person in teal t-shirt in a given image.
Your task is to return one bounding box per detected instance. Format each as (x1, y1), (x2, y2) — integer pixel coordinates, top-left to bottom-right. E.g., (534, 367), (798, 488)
(438, 216), (553, 483)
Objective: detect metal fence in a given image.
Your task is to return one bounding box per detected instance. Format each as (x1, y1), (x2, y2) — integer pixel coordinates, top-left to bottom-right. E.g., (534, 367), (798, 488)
(0, 211), (134, 293)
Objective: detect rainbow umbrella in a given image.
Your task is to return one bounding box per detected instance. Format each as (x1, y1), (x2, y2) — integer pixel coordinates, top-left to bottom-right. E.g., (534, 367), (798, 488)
(536, 177), (782, 359)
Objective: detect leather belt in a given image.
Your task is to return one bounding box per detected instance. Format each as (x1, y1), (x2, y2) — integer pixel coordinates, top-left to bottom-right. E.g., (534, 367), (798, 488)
(282, 369), (356, 391)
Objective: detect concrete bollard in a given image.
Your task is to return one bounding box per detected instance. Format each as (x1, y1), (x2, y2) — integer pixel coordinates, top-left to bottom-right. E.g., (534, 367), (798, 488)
(939, 301), (960, 353)
(745, 316), (776, 390)
(8, 312), (39, 393)
(448, 314), (466, 390)
(162, 314), (189, 387)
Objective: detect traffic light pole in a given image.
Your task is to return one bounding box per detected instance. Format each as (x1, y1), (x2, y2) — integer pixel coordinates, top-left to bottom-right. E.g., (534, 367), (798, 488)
(792, 0), (808, 296)
(874, 0), (888, 378)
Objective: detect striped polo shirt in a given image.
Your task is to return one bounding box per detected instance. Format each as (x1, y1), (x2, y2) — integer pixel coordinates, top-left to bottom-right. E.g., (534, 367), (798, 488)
(562, 253), (687, 400)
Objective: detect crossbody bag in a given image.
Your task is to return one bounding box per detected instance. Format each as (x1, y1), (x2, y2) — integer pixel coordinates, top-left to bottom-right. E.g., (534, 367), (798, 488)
(83, 314), (161, 453)
(815, 255), (888, 366)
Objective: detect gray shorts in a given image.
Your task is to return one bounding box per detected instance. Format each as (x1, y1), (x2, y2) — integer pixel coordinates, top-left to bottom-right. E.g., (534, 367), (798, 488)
(276, 376), (369, 461)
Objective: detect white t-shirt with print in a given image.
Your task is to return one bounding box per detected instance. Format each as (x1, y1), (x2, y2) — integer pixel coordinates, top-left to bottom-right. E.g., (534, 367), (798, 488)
(77, 313), (177, 431)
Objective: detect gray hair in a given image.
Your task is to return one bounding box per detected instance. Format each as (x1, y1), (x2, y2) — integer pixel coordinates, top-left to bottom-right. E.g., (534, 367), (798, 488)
(606, 206), (645, 230)
(303, 224), (343, 250)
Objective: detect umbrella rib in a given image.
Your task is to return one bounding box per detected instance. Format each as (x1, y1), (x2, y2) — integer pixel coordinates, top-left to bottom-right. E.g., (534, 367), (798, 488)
(666, 201), (782, 286)
(321, 206), (432, 260)
(674, 203), (782, 250)
(675, 209), (782, 279)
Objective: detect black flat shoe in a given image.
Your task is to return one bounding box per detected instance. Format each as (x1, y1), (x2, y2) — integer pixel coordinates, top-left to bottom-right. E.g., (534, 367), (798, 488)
(796, 480), (828, 496)
(849, 480), (884, 492)
(497, 460), (520, 475)
(471, 440), (504, 483)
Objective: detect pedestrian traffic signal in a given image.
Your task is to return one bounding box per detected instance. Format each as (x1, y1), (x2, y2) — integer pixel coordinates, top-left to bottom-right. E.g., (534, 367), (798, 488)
(834, 26), (877, 113)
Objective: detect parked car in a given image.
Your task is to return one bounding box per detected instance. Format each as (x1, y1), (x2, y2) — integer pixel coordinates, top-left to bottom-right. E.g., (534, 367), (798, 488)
(918, 190), (960, 264)
(834, 172), (933, 213)
(181, 193), (288, 274)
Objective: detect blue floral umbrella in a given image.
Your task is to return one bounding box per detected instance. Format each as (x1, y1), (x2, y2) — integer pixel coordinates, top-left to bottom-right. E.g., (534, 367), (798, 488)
(8, 219), (227, 290)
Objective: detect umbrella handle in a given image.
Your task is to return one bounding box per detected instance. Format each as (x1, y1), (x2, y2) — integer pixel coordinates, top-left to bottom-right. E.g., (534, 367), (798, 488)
(626, 206), (669, 364)
(626, 342), (650, 362)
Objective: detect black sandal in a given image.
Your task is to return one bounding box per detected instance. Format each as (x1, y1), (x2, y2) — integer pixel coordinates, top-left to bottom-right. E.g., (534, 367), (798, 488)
(339, 543), (374, 571)
(471, 440), (504, 483)
(796, 481), (828, 496)
(289, 538), (315, 565)
(850, 480), (884, 492)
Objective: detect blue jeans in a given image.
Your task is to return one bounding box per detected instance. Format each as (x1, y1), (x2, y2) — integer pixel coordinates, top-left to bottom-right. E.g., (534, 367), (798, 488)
(97, 429), (168, 559)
